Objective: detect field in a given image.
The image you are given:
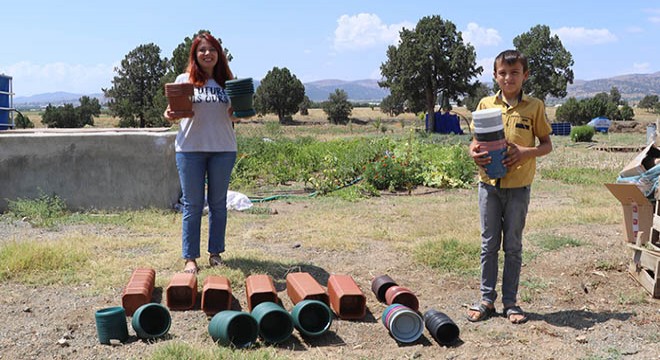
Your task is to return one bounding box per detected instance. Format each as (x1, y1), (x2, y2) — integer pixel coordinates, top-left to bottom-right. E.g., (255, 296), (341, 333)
(1, 107), (659, 360)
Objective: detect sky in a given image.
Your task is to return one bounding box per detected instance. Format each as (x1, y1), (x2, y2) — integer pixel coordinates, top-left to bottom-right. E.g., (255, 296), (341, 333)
(1, 0), (659, 97)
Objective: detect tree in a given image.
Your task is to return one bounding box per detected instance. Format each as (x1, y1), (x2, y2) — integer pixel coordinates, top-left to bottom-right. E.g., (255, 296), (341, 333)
(555, 97), (585, 125)
(638, 95), (659, 110)
(254, 67), (305, 124)
(41, 104), (78, 128)
(619, 104), (635, 120)
(40, 96), (101, 128)
(103, 43), (169, 128)
(13, 111), (34, 129)
(77, 96), (101, 126)
(379, 92), (406, 117)
(322, 89), (353, 124)
(462, 83), (492, 112)
(380, 15), (482, 132)
(298, 95), (311, 116)
(513, 25), (574, 102)
(609, 87), (622, 105)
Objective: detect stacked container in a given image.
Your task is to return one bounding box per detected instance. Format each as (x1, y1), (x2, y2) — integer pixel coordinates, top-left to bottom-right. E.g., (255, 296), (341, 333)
(472, 108), (507, 179)
(121, 268), (156, 316)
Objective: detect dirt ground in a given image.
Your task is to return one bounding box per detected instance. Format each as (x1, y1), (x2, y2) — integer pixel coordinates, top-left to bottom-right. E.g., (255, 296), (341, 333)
(0, 187), (659, 360)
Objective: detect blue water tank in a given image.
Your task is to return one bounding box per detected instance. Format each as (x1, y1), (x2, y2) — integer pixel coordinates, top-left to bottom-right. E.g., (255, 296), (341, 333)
(0, 74), (13, 130)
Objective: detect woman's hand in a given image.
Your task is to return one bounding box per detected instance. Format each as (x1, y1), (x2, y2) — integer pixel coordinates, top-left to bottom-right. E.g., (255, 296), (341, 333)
(163, 105), (192, 121)
(228, 106), (242, 123)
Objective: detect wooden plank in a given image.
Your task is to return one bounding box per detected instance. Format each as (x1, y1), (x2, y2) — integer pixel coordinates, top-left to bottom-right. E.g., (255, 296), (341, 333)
(627, 246), (660, 298)
(628, 263), (660, 298)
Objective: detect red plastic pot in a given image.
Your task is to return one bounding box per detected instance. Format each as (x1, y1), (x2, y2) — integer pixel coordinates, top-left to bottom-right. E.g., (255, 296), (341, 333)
(384, 285), (419, 312)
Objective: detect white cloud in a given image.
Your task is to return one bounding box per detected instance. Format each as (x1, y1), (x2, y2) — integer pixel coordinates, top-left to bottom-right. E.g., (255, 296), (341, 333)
(476, 57), (495, 82)
(632, 62), (651, 73)
(552, 27), (617, 45)
(2, 61), (116, 96)
(462, 23), (501, 47)
(644, 8), (660, 23)
(333, 13), (414, 51)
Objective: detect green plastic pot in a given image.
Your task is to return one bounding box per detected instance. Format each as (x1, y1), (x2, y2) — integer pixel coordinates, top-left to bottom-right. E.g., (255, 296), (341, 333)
(131, 303), (171, 340)
(208, 310), (258, 348)
(251, 301), (293, 344)
(290, 300), (333, 337)
(95, 306), (129, 345)
(229, 93), (254, 112)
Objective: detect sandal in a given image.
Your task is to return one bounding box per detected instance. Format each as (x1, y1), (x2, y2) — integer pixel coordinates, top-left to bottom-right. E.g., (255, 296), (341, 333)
(503, 305), (528, 324)
(183, 259), (199, 274)
(209, 254), (222, 267)
(466, 303), (496, 322)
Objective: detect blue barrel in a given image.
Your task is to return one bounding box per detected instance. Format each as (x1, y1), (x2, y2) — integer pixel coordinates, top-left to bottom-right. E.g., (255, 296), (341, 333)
(0, 75), (12, 130)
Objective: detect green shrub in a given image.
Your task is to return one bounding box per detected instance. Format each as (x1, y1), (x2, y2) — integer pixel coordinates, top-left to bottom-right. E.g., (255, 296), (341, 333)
(5, 192), (68, 228)
(570, 125), (595, 142)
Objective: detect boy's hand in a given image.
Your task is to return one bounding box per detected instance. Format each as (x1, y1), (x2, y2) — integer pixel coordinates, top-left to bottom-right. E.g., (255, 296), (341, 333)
(503, 141), (522, 168)
(470, 142), (491, 167)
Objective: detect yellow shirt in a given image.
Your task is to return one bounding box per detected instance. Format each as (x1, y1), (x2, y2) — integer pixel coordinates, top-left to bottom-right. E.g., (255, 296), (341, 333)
(472, 91), (552, 188)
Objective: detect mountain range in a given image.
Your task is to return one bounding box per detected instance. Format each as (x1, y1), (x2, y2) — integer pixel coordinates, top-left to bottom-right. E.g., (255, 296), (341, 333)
(13, 72), (660, 109)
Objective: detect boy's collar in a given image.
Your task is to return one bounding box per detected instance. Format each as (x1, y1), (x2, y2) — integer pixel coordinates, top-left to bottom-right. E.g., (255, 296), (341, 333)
(496, 90), (527, 107)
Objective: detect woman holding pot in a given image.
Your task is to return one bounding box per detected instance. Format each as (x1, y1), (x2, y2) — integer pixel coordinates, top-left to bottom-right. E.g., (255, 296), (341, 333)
(164, 32), (239, 274)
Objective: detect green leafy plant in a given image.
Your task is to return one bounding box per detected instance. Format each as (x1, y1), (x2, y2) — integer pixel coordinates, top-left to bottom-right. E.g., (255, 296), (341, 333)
(5, 192), (68, 228)
(570, 125), (595, 142)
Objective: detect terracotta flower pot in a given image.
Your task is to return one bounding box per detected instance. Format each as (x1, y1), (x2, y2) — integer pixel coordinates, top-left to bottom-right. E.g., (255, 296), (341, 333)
(327, 274), (366, 320)
(166, 272), (198, 311)
(122, 268), (155, 316)
(202, 275), (232, 316)
(165, 83), (194, 118)
(245, 274), (278, 311)
(285, 272), (329, 305)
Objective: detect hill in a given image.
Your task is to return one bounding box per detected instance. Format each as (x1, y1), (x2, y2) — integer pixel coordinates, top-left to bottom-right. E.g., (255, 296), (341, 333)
(12, 72), (660, 109)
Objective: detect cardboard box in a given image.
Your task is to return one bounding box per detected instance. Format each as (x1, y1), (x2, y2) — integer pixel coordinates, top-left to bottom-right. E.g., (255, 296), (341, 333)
(605, 183), (654, 245)
(619, 143), (660, 178)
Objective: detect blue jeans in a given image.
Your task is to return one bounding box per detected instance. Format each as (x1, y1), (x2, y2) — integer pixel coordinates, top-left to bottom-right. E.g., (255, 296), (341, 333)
(176, 151), (236, 260)
(478, 182), (530, 306)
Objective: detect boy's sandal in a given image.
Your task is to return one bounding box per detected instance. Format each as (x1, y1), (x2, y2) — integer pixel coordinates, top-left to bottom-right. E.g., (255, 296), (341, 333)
(183, 260), (199, 274)
(209, 254), (222, 267)
(503, 305), (528, 324)
(466, 303), (496, 322)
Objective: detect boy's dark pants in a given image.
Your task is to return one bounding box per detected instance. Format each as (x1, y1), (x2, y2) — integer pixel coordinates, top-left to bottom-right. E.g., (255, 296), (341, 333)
(478, 181), (531, 306)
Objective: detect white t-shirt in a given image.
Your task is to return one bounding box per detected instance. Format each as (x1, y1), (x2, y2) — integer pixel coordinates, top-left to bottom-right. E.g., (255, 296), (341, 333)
(173, 73), (237, 152)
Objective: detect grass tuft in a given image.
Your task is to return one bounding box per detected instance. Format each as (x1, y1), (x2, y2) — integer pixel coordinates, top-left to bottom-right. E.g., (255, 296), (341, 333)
(413, 238), (480, 274)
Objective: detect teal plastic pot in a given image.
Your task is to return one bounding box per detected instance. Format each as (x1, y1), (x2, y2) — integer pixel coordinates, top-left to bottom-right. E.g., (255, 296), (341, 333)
(290, 300), (333, 337)
(95, 306), (129, 345)
(208, 310), (258, 348)
(131, 303), (171, 340)
(251, 301), (293, 344)
(229, 93), (254, 112)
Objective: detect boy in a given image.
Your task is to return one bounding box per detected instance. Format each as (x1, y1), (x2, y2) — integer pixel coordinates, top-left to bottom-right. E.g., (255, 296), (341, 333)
(467, 49), (553, 324)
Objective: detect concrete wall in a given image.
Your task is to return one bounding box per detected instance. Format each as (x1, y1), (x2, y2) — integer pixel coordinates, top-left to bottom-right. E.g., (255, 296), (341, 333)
(0, 128), (181, 212)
